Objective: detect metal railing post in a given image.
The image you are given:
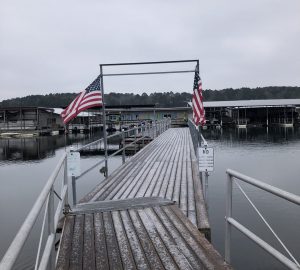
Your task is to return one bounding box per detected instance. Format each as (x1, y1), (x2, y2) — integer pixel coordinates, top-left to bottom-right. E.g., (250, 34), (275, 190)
(100, 65), (108, 179)
(122, 131), (125, 164)
(153, 121), (155, 138)
(225, 173), (233, 263)
(63, 158), (69, 211)
(147, 122), (150, 138)
(134, 131), (137, 154)
(72, 176), (77, 206)
(142, 124), (145, 148)
(47, 185), (54, 269)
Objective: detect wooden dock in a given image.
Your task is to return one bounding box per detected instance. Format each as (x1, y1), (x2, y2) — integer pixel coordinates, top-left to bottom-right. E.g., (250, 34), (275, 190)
(56, 128), (231, 269)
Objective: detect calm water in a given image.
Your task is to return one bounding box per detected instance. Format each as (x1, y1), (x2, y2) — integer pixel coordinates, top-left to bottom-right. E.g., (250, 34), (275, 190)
(202, 127), (300, 270)
(0, 127), (300, 269)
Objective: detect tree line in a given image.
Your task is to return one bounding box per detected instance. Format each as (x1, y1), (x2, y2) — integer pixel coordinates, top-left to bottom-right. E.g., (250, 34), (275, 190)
(0, 86), (299, 108)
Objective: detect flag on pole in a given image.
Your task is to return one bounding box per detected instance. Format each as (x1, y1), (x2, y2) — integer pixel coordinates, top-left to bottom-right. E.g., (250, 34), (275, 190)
(192, 69), (206, 126)
(61, 75), (102, 124)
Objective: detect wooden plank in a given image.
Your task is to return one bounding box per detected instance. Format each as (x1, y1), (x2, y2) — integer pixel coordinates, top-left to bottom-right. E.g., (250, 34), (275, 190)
(137, 209), (180, 270)
(171, 131), (184, 204)
(83, 214), (95, 270)
(94, 212), (109, 270)
(112, 139), (170, 200)
(112, 211), (137, 270)
(142, 207), (194, 270)
(153, 133), (181, 197)
(179, 130), (188, 215)
(144, 134), (178, 197)
(69, 214), (84, 270)
(118, 161), (154, 199)
(96, 162), (143, 201)
(74, 197), (174, 213)
(128, 210), (165, 270)
(102, 211), (123, 270)
(128, 161), (160, 198)
(166, 205), (232, 270)
(120, 210), (150, 270)
(165, 138), (181, 201)
(153, 206), (204, 269)
(56, 215), (75, 270)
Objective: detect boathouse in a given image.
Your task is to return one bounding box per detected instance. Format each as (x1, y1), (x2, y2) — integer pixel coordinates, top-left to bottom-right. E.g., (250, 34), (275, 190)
(0, 107), (64, 135)
(190, 99), (300, 127)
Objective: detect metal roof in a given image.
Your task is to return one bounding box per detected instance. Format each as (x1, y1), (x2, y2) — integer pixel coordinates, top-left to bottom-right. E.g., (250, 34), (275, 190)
(189, 99), (300, 108)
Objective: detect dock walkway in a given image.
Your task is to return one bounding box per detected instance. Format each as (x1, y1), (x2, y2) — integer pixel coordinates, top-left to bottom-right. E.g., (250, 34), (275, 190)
(81, 128), (209, 234)
(57, 128), (231, 269)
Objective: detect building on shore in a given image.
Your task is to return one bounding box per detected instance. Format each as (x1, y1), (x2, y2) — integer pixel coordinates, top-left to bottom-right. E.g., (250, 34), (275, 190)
(0, 107), (64, 136)
(105, 104), (191, 128)
(189, 99), (300, 127)
(55, 105), (192, 133)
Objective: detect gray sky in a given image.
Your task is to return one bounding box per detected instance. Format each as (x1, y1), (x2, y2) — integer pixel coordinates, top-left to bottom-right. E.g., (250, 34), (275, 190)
(1, 0), (300, 101)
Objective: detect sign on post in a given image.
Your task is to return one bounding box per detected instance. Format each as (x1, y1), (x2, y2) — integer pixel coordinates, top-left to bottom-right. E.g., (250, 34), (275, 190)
(67, 151), (81, 177)
(199, 147), (214, 172)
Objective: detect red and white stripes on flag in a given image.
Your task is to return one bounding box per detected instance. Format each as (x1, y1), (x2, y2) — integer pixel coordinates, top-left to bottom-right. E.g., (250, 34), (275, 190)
(61, 76), (102, 124)
(192, 70), (206, 126)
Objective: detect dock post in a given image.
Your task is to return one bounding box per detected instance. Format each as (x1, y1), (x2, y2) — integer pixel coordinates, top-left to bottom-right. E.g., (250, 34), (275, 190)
(225, 173), (233, 263)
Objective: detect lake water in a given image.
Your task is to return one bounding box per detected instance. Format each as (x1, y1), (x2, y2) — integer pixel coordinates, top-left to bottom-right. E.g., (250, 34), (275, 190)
(0, 127), (300, 269)
(202, 127), (300, 270)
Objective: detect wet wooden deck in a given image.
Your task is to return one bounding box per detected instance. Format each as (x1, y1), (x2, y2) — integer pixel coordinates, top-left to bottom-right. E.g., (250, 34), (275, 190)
(56, 128), (231, 269)
(57, 198), (230, 270)
(80, 128), (209, 236)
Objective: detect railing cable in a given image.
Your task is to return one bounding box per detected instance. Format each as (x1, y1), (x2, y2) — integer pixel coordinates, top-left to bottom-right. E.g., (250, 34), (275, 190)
(53, 189), (62, 201)
(234, 180), (300, 267)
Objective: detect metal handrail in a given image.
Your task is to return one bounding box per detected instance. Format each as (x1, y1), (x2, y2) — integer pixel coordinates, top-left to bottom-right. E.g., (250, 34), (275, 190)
(0, 153), (68, 270)
(225, 169), (300, 270)
(76, 121), (153, 152)
(75, 133), (153, 181)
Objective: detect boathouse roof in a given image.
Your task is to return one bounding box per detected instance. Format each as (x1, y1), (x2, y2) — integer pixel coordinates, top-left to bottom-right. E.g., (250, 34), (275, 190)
(189, 99), (300, 108)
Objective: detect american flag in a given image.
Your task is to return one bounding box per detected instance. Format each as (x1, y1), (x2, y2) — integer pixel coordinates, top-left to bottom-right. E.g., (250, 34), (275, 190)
(192, 70), (206, 126)
(61, 75), (102, 124)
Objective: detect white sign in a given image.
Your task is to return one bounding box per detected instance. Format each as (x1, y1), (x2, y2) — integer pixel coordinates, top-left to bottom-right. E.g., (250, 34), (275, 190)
(67, 151), (81, 177)
(199, 147), (214, 172)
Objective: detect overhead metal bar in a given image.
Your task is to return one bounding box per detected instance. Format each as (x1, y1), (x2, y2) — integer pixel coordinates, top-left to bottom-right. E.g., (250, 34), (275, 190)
(100, 59), (198, 67)
(103, 70), (195, 77)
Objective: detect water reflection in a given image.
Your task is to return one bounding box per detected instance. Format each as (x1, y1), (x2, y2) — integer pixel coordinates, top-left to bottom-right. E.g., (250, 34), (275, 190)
(0, 133), (104, 163)
(202, 126), (300, 144)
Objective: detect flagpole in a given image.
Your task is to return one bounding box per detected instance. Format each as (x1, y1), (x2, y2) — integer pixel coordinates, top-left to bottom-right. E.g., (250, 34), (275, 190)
(196, 60), (202, 148)
(100, 65), (108, 178)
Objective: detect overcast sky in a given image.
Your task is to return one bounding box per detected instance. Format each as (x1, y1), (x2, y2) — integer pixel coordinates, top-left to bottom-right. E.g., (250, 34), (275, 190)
(1, 0), (300, 101)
